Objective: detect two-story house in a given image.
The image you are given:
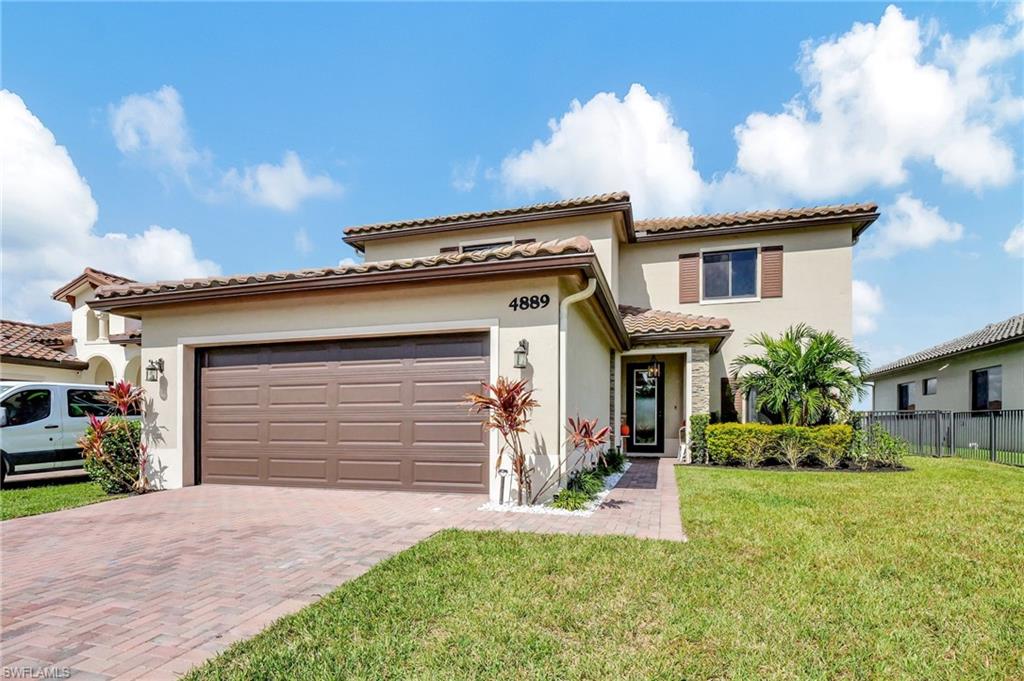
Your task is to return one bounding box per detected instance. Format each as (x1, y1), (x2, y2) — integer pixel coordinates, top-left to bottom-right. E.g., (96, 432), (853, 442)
(88, 192), (878, 500)
(1, 268), (142, 385)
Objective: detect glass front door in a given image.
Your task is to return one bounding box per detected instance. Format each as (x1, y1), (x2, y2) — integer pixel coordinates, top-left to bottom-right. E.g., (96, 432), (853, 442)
(627, 363), (664, 453)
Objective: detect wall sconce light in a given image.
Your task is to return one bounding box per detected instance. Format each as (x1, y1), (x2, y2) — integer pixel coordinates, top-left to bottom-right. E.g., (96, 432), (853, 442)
(513, 339), (529, 369)
(145, 358), (165, 382)
(647, 355), (661, 379)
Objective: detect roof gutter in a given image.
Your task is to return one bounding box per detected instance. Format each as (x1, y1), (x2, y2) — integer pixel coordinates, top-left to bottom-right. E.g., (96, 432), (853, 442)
(0, 355), (89, 371)
(558, 277), (598, 490)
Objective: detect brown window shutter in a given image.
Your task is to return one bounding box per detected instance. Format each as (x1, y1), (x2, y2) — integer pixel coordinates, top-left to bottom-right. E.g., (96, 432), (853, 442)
(679, 253), (699, 303)
(439, 246), (459, 254)
(761, 245), (783, 298)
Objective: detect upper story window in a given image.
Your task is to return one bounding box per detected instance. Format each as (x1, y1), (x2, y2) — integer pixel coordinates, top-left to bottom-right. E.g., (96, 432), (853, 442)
(922, 377), (937, 395)
(971, 366), (1002, 411)
(703, 248), (757, 300)
(460, 241), (513, 253)
(897, 382), (915, 411)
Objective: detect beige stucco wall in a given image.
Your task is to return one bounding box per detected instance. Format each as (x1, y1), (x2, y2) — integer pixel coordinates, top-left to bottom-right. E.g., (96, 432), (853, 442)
(619, 225), (856, 418)
(0, 362), (83, 382)
(361, 214), (622, 299)
(564, 300), (614, 475)
(136, 275), (578, 501)
(872, 342), (1024, 412)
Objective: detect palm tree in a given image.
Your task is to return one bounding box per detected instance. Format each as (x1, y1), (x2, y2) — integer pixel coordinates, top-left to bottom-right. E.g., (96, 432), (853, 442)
(730, 324), (869, 426)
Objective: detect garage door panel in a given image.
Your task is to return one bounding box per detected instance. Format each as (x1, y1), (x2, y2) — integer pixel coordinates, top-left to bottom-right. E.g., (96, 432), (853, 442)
(267, 384), (329, 407)
(200, 333), (489, 493)
(338, 382), (403, 406)
(267, 457), (329, 483)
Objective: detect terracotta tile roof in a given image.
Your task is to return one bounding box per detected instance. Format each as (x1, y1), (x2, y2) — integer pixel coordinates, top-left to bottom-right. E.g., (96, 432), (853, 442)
(344, 192), (631, 239)
(109, 330), (143, 344)
(619, 305), (730, 336)
(0, 319), (87, 368)
(52, 267), (136, 302)
(636, 203), (879, 237)
(95, 237), (596, 301)
(866, 313), (1024, 378)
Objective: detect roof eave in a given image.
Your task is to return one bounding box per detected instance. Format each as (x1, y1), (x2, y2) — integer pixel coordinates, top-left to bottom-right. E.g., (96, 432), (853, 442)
(630, 329), (732, 353)
(863, 335), (1023, 380)
(343, 200), (636, 252)
(635, 211), (880, 243)
(0, 355), (89, 371)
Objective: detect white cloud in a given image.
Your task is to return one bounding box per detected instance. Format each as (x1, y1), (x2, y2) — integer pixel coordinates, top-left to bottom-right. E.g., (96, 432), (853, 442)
(860, 193), (963, 258)
(294, 227), (313, 255)
(109, 85), (208, 182)
(852, 279), (885, 335)
(732, 5), (1022, 199)
(337, 256), (361, 268)
(451, 157), (480, 192)
(1004, 222), (1024, 257)
(111, 86), (341, 211)
(500, 84), (704, 217)
(222, 151), (342, 212)
(2, 89), (220, 322)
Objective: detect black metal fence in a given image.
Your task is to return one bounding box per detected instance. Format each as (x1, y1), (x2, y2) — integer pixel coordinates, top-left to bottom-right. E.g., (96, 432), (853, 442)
(856, 410), (1024, 467)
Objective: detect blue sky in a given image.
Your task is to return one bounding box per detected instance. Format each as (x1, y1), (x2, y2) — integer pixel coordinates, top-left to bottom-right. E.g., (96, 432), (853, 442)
(3, 2), (1022, 371)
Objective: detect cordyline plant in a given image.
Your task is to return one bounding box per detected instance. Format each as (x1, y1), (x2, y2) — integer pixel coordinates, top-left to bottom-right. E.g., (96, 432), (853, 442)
(531, 415), (611, 503)
(78, 380), (151, 494)
(465, 377), (539, 505)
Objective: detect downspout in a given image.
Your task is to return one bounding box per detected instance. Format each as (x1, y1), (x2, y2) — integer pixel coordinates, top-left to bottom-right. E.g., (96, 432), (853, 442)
(558, 277), (598, 486)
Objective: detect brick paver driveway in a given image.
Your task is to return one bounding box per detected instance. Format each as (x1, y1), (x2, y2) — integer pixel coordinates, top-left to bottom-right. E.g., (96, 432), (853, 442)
(1, 458), (683, 680)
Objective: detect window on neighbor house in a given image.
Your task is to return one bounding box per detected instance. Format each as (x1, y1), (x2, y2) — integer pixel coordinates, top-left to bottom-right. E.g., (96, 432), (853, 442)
(922, 377), (937, 396)
(460, 241), (513, 253)
(971, 366), (1002, 411)
(703, 248), (757, 300)
(897, 382), (915, 411)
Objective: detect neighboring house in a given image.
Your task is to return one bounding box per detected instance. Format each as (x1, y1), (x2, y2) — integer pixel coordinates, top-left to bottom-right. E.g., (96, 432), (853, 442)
(88, 192), (878, 499)
(0, 268), (143, 385)
(866, 313), (1023, 412)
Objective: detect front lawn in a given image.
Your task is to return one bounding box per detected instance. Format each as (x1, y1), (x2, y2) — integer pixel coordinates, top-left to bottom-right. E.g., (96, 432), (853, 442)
(189, 457), (1024, 680)
(0, 478), (123, 520)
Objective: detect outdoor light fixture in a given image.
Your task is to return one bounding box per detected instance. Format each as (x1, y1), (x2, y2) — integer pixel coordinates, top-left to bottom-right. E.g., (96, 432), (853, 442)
(647, 356), (661, 378)
(498, 468), (509, 505)
(145, 358), (165, 382)
(513, 339), (529, 369)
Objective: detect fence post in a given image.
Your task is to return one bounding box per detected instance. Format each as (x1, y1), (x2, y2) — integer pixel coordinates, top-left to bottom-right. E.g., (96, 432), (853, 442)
(989, 411), (997, 462)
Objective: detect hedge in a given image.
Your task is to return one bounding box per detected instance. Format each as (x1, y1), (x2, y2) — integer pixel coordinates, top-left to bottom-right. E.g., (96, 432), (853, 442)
(705, 423), (854, 468)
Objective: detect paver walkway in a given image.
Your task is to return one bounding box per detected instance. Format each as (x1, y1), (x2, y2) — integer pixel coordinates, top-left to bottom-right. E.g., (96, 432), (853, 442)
(1, 458), (683, 680)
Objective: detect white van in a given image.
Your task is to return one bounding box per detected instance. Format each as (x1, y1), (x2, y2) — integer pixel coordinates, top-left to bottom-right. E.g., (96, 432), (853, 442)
(0, 382), (140, 484)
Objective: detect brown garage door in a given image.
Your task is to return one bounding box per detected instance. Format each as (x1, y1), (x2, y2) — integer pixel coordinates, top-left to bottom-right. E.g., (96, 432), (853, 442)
(198, 333), (489, 493)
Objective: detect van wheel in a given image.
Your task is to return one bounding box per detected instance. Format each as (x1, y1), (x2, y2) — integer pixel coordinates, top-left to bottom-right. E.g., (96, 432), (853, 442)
(0, 458), (7, 487)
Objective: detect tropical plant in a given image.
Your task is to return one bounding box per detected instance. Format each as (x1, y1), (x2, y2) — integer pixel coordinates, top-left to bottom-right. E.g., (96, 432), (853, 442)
(532, 415), (611, 504)
(78, 382), (150, 494)
(466, 377), (539, 505)
(731, 324), (869, 427)
(550, 488), (591, 511)
(865, 424), (909, 469)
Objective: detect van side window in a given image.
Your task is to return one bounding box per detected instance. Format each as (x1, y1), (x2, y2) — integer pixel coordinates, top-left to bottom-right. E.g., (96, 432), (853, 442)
(67, 389), (114, 418)
(1, 389), (52, 426)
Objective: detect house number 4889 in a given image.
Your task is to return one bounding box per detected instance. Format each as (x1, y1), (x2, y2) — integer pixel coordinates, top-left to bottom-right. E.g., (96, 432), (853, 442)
(508, 294), (550, 311)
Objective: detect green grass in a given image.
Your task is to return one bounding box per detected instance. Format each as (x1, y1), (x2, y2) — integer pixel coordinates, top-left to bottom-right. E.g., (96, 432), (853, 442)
(0, 479), (123, 520)
(189, 458), (1024, 680)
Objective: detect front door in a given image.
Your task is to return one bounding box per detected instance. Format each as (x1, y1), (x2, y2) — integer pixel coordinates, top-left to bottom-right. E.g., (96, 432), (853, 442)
(627, 362), (664, 454)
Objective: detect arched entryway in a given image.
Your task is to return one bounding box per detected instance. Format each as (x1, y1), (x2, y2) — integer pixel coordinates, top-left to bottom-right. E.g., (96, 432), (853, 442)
(86, 356), (115, 386)
(124, 356), (142, 386)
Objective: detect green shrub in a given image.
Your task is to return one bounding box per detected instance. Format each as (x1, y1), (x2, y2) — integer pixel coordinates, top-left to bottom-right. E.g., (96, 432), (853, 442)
(778, 433), (810, 469)
(866, 424), (908, 469)
(689, 413), (710, 463)
(706, 423), (853, 469)
(551, 488), (592, 511)
(82, 417), (141, 494)
(849, 428), (871, 470)
(808, 425), (853, 469)
(598, 447), (625, 475)
(568, 468), (605, 496)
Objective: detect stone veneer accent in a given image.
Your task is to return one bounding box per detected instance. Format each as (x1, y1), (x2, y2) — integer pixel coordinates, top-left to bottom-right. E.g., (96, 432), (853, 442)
(687, 344), (711, 416)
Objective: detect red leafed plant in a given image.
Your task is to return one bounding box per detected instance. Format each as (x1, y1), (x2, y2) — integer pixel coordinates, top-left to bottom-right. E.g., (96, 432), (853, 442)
(79, 381), (150, 494)
(465, 377), (539, 505)
(532, 414), (612, 503)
